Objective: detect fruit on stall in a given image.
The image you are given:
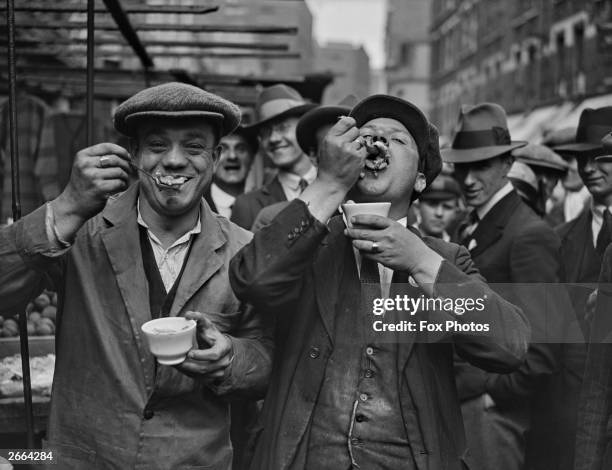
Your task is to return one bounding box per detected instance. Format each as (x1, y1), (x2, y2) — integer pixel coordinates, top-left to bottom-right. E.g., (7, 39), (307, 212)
(0, 290), (58, 337)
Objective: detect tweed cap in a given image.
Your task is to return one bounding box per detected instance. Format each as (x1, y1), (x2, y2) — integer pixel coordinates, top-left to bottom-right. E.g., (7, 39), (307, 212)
(442, 103), (526, 163)
(511, 143), (569, 173)
(113, 82), (241, 137)
(349, 94), (443, 192)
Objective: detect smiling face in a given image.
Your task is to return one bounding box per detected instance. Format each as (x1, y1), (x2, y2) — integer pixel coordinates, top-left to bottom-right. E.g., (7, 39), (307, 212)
(214, 134), (254, 185)
(349, 118), (425, 210)
(577, 154), (612, 205)
(259, 116), (305, 170)
(454, 155), (513, 209)
(418, 198), (459, 237)
(133, 117), (219, 217)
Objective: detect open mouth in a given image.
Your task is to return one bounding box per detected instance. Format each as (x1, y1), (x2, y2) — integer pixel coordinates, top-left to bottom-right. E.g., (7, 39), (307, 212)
(153, 171), (194, 190)
(223, 162), (242, 171)
(361, 140), (390, 178)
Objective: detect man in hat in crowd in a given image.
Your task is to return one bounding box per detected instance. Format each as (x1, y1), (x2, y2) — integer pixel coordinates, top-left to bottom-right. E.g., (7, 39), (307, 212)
(554, 107), (612, 334)
(543, 127), (591, 226)
(443, 103), (570, 470)
(230, 84), (317, 230)
(575, 133), (612, 470)
(205, 126), (257, 219)
(508, 143), (569, 219)
(413, 174), (462, 241)
(0, 82), (272, 469)
(229, 94), (529, 470)
(250, 95), (358, 231)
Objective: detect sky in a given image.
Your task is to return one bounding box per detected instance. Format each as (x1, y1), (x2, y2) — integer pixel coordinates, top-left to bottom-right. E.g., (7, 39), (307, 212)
(305, 0), (387, 69)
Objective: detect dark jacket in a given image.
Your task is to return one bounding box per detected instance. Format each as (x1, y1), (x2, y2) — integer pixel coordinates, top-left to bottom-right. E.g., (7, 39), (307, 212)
(575, 244), (612, 470)
(230, 177), (286, 230)
(229, 199), (529, 470)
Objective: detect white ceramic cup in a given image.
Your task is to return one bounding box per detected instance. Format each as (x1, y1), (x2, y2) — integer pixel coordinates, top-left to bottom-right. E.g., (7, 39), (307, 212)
(341, 202), (392, 228)
(141, 317), (197, 365)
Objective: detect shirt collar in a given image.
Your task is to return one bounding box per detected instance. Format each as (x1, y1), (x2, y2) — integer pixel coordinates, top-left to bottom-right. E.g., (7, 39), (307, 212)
(210, 183), (236, 207)
(277, 164), (317, 191)
(137, 198), (202, 248)
(476, 182), (514, 220)
(591, 201), (612, 219)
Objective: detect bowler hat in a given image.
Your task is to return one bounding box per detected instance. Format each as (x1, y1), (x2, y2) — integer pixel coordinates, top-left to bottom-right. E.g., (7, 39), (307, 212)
(442, 103), (526, 163)
(511, 143), (569, 173)
(246, 84), (316, 131)
(553, 107), (612, 154)
(296, 94), (359, 154)
(419, 175), (462, 202)
(113, 82), (241, 137)
(349, 94), (442, 188)
(597, 132), (612, 162)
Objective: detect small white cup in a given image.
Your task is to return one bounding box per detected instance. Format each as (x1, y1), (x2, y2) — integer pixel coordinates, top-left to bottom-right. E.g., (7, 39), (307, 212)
(341, 202), (392, 228)
(141, 317), (197, 365)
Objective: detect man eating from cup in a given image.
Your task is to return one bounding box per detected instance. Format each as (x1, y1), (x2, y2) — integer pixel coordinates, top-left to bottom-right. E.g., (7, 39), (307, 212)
(0, 82), (272, 469)
(229, 95), (529, 470)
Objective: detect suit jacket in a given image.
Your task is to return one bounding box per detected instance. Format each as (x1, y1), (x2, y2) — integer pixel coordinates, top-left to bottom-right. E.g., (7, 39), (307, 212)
(575, 245), (612, 470)
(229, 199), (529, 470)
(0, 184), (272, 470)
(230, 176), (286, 230)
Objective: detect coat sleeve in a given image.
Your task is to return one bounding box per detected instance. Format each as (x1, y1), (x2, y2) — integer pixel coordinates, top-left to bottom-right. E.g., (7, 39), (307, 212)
(230, 199), (328, 313)
(209, 304), (274, 400)
(431, 244), (530, 374)
(484, 223), (567, 406)
(575, 246), (612, 470)
(0, 204), (65, 311)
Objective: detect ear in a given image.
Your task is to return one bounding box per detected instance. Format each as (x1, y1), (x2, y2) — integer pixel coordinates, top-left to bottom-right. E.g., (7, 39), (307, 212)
(128, 137), (139, 159)
(413, 172), (427, 194)
(212, 144), (222, 170)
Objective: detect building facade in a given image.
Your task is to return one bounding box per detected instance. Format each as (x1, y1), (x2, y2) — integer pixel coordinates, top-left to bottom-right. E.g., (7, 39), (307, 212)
(314, 42), (371, 103)
(430, 0), (612, 138)
(385, 0), (433, 117)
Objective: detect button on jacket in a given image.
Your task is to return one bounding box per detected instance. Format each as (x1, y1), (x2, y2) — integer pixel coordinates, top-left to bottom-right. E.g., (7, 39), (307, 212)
(0, 183), (272, 470)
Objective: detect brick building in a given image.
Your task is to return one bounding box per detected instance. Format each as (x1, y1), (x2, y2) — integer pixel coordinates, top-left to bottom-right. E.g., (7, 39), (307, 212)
(430, 0), (612, 140)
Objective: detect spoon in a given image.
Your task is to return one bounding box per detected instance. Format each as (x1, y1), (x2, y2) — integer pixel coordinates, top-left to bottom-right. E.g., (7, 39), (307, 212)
(127, 161), (177, 189)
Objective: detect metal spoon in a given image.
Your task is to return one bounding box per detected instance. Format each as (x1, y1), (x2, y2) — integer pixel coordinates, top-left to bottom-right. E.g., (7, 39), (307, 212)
(127, 161), (176, 188)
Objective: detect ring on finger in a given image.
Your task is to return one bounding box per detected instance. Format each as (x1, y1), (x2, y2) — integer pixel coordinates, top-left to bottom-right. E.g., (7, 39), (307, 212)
(371, 241), (381, 253)
(99, 155), (110, 168)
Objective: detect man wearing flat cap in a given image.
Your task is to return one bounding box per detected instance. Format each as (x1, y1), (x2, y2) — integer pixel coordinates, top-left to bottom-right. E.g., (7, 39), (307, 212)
(413, 174), (462, 241)
(229, 94), (529, 469)
(0, 82), (272, 469)
(575, 134), (612, 470)
(443, 103), (572, 470)
(230, 84), (317, 230)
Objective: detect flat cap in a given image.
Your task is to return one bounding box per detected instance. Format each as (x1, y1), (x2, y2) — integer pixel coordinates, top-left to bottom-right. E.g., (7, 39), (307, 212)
(511, 143), (569, 173)
(113, 82), (241, 137)
(419, 175), (462, 202)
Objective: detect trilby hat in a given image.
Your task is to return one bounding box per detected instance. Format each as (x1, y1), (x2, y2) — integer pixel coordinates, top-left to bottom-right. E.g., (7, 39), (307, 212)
(442, 103), (526, 163)
(245, 84), (316, 131)
(554, 107), (612, 155)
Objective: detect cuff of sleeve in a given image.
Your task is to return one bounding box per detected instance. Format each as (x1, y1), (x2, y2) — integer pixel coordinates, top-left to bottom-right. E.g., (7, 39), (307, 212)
(45, 202), (72, 251)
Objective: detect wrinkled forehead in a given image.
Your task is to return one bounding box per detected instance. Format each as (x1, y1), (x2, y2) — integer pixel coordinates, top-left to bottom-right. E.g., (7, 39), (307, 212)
(360, 117), (416, 142)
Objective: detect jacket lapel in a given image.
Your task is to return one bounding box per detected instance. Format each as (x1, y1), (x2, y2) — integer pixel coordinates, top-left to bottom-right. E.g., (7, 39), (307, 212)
(100, 184), (155, 388)
(264, 176), (287, 203)
(170, 202), (227, 316)
(313, 216), (348, 342)
(561, 210), (591, 282)
(470, 191), (521, 258)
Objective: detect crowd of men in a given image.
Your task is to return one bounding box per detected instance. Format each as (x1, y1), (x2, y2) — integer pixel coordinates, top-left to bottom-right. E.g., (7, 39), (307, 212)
(0, 81), (611, 470)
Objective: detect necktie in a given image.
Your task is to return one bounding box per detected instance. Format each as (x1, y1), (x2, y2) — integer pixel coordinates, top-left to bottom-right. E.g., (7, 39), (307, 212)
(298, 178), (309, 194)
(360, 256), (380, 284)
(459, 210), (479, 247)
(596, 209), (612, 256)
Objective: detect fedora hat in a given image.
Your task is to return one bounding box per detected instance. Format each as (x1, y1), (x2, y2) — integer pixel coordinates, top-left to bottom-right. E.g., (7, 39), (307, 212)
(596, 132), (612, 162)
(511, 143), (569, 173)
(553, 107), (612, 154)
(296, 94), (359, 154)
(246, 84), (316, 131)
(442, 103), (526, 163)
(349, 94), (442, 188)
